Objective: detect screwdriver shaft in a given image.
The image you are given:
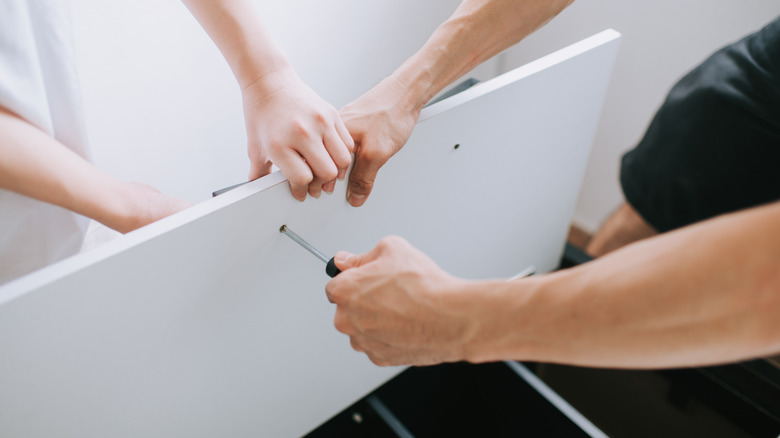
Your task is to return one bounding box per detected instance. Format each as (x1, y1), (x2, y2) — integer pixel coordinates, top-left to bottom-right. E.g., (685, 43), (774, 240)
(280, 225), (329, 264)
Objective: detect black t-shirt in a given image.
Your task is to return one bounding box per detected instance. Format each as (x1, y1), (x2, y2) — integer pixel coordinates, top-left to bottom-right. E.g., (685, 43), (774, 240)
(620, 16), (780, 232)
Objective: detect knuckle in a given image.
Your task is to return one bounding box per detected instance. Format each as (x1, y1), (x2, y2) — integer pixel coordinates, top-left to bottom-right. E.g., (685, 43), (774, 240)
(266, 140), (285, 155)
(314, 111), (328, 125)
(288, 172), (313, 187)
(324, 287), (334, 303)
(317, 164), (338, 182)
(369, 355), (390, 367)
(333, 312), (351, 334)
(359, 144), (385, 163)
(379, 235), (401, 248)
(293, 121), (313, 139)
(349, 337), (364, 352)
(335, 151), (353, 169)
(326, 282), (341, 303)
(349, 177), (373, 195)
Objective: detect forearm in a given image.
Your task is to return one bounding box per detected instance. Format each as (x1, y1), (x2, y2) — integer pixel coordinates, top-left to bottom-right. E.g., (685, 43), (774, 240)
(182, 0), (291, 90)
(468, 201), (780, 368)
(0, 108), (131, 228)
(394, 0), (573, 111)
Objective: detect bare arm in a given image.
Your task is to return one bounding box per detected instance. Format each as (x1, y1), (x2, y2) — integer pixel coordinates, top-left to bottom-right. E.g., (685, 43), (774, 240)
(390, 0), (573, 111)
(182, 0), (354, 201)
(326, 200), (780, 368)
(0, 107), (190, 233)
(341, 0), (573, 206)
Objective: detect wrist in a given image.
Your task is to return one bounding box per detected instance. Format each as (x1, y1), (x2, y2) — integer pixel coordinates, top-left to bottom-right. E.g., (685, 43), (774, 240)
(440, 278), (512, 363)
(388, 64), (433, 115)
(390, 14), (475, 112)
(73, 178), (146, 234)
(458, 277), (546, 363)
(238, 57), (296, 97)
(371, 72), (426, 122)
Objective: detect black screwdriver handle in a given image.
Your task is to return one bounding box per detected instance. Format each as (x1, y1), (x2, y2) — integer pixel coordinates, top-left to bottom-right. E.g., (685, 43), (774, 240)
(326, 257), (341, 277)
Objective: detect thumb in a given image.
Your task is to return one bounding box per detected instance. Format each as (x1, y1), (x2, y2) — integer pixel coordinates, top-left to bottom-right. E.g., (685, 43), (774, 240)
(347, 146), (384, 207)
(333, 240), (385, 271)
(333, 251), (359, 271)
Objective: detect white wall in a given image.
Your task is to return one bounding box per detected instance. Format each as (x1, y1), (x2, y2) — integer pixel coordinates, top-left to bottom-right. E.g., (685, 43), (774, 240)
(69, 0), (500, 203)
(498, 0), (780, 232)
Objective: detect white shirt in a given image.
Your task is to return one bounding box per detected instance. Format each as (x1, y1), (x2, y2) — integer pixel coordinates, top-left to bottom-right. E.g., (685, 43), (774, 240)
(0, 1), (90, 284)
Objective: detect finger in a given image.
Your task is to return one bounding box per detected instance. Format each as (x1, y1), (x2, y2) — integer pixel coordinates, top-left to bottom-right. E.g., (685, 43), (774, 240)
(307, 183), (322, 199)
(376, 235), (410, 254)
(347, 143), (385, 207)
(333, 308), (352, 332)
(323, 126), (352, 181)
(247, 139), (273, 181)
(325, 254), (359, 303)
(367, 352), (395, 367)
(248, 159), (273, 181)
(326, 276), (359, 307)
(349, 337), (364, 352)
(322, 179), (336, 194)
(352, 337), (400, 362)
(273, 150), (313, 201)
(324, 281), (336, 304)
(335, 116), (355, 154)
(366, 345), (425, 367)
(333, 239), (385, 271)
(332, 251), (357, 271)
(299, 140), (339, 199)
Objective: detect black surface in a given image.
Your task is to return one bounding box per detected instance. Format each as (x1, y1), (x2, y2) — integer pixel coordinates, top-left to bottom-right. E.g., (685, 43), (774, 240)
(326, 258), (341, 277)
(559, 242), (593, 269)
(305, 397), (401, 438)
(525, 363), (780, 438)
(308, 362), (590, 438)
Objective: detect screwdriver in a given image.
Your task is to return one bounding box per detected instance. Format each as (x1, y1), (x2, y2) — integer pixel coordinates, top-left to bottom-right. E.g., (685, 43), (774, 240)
(280, 225), (341, 277)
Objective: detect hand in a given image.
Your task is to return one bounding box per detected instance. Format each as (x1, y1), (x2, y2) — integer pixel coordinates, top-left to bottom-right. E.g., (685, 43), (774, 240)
(339, 76), (421, 207)
(325, 236), (475, 366)
(104, 182), (193, 234)
(243, 68), (354, 201)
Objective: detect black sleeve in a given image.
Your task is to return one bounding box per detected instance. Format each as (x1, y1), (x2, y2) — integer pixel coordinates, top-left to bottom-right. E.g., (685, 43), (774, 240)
(620, 16), (780, 232)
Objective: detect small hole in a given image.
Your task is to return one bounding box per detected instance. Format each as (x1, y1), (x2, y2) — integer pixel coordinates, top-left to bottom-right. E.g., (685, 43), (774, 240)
(453, 144), (460, 150)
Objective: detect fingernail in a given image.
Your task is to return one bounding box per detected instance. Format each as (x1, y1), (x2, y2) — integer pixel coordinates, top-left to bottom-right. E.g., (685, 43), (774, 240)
(311, 191), (321, 199)
(335, 252), (353, 265)
(348, 194), (366, 206)
(324, 187), (334, 194)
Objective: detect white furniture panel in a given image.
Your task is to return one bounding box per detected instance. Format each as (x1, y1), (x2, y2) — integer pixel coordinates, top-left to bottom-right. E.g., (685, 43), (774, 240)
(0, 31), (619, 437)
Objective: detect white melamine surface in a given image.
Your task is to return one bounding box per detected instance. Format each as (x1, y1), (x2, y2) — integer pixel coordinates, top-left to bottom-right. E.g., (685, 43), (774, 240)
(0, 31), (619, 437)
